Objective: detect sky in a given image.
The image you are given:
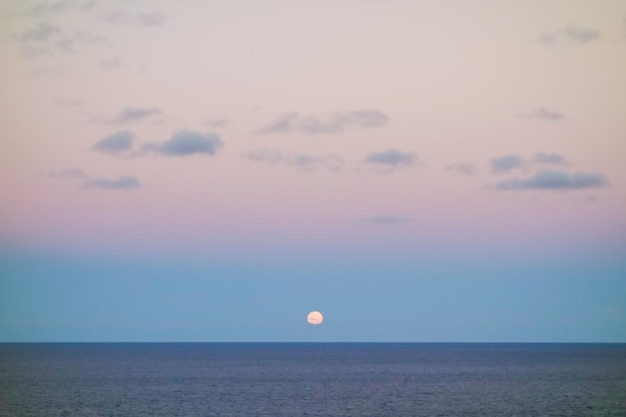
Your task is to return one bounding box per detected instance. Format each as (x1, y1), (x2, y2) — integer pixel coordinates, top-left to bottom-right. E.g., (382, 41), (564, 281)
(1, 0), (625, 342)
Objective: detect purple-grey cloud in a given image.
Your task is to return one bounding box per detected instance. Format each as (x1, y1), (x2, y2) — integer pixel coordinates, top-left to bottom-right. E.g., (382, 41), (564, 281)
(91, 107), (164, 125)
(244, 149), (343, 172)
(256, 109), (389, 134)
(143, 130), (223, 157)
(92, 131), (135, 154)
(446, 162), (478, 176)
(83, 175), (140, 190)
(492, 170), (609, 191)
(490, 154), (524, 174)
(365, 148), (416, 167)
(45, 169), (140, 190)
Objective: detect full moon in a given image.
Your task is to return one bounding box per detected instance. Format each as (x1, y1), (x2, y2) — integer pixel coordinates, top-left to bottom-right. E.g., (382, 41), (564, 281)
(307, 311), (323, 325)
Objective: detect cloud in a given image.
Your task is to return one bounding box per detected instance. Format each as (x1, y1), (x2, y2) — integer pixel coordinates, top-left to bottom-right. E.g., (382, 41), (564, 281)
(562, 25), (601, 44)
(45, 168), (88, 179)
(256, 109), (389, 134)
(538, 25), (601, 46)
(491, 170), (609, 191)
(92, 107), (164, 125)
(243, 149), (343, 172)
(446, 162), (478, 176)
(28, 0), (96, 17)
(365, 148), (416, 167)
(519, 107), (565, 121)
(103, 11), (166, 27)
(10, 21), (105, 58)
(83, 176), (140, 190)
(99, 57), (123, 70)
(203, 117), (229, 128)
(53, 97), (82, 107)
(490, 154), (524, 174)
(362, 215), (412, 224)
(533, 152), (566, 165)
(12, 22), (60, 42)
(45, 169), (140, 190)
(92, 131), (135, 154)
(143, 130), (223, 157)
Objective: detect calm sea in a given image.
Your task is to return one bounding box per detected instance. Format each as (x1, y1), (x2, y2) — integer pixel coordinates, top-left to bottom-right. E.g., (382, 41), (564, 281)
(1, 343), (625, 416)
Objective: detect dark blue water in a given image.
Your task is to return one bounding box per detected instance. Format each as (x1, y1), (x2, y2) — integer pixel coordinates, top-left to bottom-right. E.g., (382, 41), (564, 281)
(1, 343), (625, 416)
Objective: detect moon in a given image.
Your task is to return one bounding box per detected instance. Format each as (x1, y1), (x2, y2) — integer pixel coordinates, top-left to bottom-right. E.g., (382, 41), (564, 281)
(307, 311), (323, 325)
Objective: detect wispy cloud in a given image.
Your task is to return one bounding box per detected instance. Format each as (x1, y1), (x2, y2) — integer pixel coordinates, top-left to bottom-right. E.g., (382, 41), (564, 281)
(90, 107), (164, 125)
(10, 22), (106, 58)
(92, 131), (135, 154)
(12, 22), (60, 42)
(538, 25), (601, 46)
(53, 97), (82, 107)
(142, 130), (223, 157)
(362, 215), (412, 225)
(255, 109), (389, 134)
(533, 152), (566, 166)
(44, 169), (140, 190)
(83, 176), (140, 190)
(446, 162), (478, 176)
(519, 107), (565, 121)
(491, 170), (609, 191)
(102, 11), (166, 27)
(243, 149), (343, 172)
(99, 56), (123, 70)
(490, 154), (524, 174)
(365, 148), (416, 168)
(27, 0), (96, 17)
(203, 118), (229, 128)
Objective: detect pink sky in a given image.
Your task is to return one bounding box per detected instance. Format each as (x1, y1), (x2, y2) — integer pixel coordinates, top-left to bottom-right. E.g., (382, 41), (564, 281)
(1, 0), (625, 260)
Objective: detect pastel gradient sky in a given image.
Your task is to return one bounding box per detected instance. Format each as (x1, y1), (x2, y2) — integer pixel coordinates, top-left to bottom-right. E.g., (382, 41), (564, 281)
(1, 0), (625, 342)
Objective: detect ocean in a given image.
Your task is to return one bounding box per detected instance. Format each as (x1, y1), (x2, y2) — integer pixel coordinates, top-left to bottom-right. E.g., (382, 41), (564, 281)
(1, 343), (625, 416)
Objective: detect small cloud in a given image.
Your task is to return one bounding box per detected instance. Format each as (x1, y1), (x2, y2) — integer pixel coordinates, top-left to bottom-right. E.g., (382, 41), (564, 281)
(519, 107), (565, 121)
(203, 117), (229, 128)
(44, 169), (139, 190)
(563, 25), (601, 44)
(365, 148), (416, 167)
(143, 130), (223, 157)
(12, 22), (60, 42)
(362, 215), (412, 224)
(136, 12), (165, 26)
(103, 11), (166, 27)
(53, 97), (82, 107)
(26, 66), (65, 77)
(533, 152), (566, 165)
(538, 25), (601, 46)
(490, 154), (524, 174)
(10, 22), (105, 58)
(256, 109), (389, 134)
(45, 168), (88, 179)
(491, 170), (609, 191)
(99, 56), (123, 70)
(446, 162), (478, 176)
(243, 149), (343, 172)
(83, 175), (140, 190)
(92, 106), (164, 125)
(28, 0), (96, 17)
(92, 131), (135, 154)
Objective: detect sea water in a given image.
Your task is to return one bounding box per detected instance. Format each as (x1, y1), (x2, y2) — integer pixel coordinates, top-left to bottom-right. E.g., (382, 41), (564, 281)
(1, 343), (625, 416)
